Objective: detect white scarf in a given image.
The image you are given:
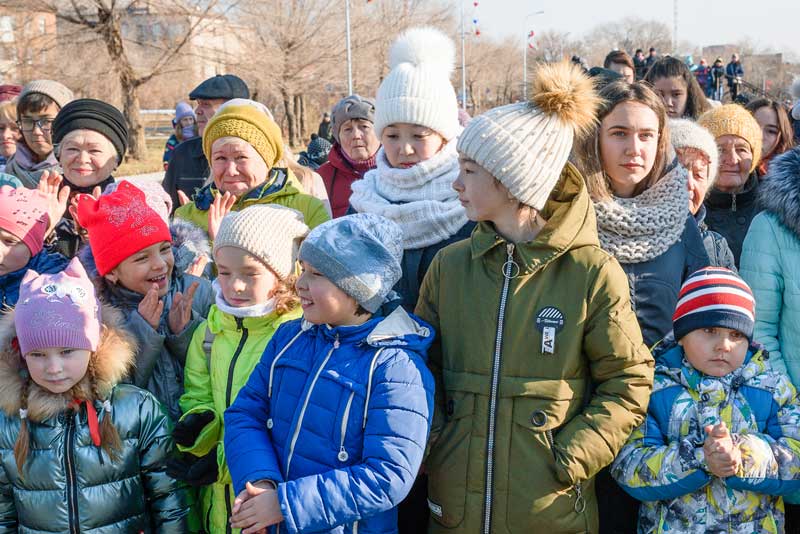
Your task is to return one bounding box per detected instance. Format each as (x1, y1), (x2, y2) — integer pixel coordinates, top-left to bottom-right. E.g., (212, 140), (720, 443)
(213, 280), (276, 318)
(593, 163), (690, 264)
(349, 138), (467, 249)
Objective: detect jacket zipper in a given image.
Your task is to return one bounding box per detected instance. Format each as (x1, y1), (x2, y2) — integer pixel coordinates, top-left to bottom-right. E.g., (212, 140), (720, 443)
(338, 391), (356, 462)
(285, 335), (339, 476)
(545, 419), (585, 514)
(64, 413), (80, 534)
(483, 243), (516, 534)
(225, 316), (249, 534)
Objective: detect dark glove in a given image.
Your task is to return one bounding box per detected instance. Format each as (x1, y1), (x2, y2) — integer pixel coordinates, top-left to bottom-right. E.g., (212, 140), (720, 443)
(172, 410), (215, 447)
(166, 448), (218, 487)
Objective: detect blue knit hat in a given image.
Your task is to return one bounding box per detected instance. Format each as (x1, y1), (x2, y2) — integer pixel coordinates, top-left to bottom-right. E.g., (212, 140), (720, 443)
(298, 214), (403, 313)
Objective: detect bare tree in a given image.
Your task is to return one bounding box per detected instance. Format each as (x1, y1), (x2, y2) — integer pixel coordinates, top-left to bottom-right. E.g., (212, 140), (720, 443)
(11, 0), (228, 160)
(582, 17), (671, 66)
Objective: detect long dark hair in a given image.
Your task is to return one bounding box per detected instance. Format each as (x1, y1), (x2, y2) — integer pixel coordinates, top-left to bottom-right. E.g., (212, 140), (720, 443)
(644, 56), (711, 119)
(745, 98), (795, 173)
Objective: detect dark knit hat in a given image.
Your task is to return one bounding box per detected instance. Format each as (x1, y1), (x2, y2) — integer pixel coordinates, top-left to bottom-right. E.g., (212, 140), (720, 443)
(331, 95), (376, 143)
(53, 99), (129, 164)
(307, 135), (332, 165)
(189, 74), (249, 100)
(673, 267), (755, 342)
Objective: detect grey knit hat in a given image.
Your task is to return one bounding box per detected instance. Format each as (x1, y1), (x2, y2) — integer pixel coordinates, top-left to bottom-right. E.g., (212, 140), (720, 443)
(298, 213), (402, 313)
(19, 80), (74, 110)
(214, 205), (309, 280)
(331, 95), (376, 143)
(669, 118), (719, 185)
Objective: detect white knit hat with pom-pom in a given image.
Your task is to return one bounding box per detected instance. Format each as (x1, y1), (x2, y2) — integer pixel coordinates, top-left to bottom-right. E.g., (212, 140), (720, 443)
(374, 27), (460, 141)
(457, 61), (600, 210)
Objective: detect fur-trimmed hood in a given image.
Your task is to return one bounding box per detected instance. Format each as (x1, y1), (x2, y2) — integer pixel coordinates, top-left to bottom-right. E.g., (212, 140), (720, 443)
(0, 303), (136, 422)
(759, 147), (800, 238)
(79, 219), (210, 298)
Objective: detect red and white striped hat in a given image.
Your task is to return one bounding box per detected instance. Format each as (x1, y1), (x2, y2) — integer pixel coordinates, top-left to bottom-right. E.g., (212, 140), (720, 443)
(672, 267), (755, 341)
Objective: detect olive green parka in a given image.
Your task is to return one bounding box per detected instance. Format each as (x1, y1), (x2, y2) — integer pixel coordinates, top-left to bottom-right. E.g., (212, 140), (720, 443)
(416, 164), (654, 533)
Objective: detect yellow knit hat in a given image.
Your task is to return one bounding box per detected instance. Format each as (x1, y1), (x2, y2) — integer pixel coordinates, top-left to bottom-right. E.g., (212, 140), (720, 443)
(202, 104), (284, 168)
(697, 104), (762, 174)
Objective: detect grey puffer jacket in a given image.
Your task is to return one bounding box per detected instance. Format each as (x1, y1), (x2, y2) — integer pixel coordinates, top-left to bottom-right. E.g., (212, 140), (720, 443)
(0, 305), (189, 533)
(695, 205), (737, 271)
(80, 220), (213, 421)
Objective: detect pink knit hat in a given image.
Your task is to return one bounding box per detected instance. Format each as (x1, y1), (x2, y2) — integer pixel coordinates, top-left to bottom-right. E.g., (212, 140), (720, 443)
(15, 258), (101, 354)
(0, 186), (50, 256)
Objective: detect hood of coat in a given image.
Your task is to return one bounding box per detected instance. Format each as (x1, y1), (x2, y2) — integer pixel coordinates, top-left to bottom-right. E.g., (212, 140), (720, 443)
(758, 147), (800, 239)
(0, 303), (136, 422)
(79, 220), (210, 300)
(301, 303), (434, 360)
(471, 162), (601, 271)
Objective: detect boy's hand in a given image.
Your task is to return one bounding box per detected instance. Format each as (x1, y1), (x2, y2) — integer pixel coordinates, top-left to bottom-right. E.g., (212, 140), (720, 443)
(168, 281), (198, 334)
(703, 423), (741, 477)
(207, 191), (236, 241)
(185, 254), (209, 277)
(138, 284), (164, 330)
(37, 171), (70, 235)
(231, 481), (283, 533)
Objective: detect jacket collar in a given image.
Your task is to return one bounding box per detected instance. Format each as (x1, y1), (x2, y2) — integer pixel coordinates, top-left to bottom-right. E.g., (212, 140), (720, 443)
(705, 173), (759, 210)
(470, 162), (599, 273)
(757, 148), (800, 239)
(193, 167), (293, 210)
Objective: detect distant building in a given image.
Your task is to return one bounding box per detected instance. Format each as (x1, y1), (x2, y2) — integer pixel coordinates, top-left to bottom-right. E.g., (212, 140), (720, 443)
(0, 8), (57, 83)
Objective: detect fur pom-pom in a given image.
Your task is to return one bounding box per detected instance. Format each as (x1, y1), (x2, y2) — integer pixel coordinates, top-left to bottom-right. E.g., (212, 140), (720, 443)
(389, 26), (455, 74)
(530, 61), (600, 138)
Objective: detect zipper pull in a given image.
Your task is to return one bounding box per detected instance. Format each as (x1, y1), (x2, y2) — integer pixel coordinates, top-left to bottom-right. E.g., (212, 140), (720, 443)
(338, 446), (349, 462)
(333, 335), (340, 349)
(502, 243), (519, 279)
(573, 482), (586, 514)
(731, 193), (737, 212)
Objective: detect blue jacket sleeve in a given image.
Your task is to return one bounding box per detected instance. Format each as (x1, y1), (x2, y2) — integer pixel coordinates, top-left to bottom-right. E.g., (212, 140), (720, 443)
(224, 336), (284, 494)
(277, 349), (434, 534)
(726, 378), (800, 496)
(611, 387), (711, 502)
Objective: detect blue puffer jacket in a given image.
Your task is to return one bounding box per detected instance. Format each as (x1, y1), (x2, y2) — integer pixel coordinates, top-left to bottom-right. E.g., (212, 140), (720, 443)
(225, 305), (435, 534)
(0, 249), (68, 307)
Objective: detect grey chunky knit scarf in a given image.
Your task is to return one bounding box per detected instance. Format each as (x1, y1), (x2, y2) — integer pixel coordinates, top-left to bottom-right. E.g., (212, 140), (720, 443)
(593, 163), (689, 264)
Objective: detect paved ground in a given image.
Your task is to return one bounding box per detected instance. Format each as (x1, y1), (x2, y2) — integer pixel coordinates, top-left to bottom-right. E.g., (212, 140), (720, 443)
(117, 171), (165, 183)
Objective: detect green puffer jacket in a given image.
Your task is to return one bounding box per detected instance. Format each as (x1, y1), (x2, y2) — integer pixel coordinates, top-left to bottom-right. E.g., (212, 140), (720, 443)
(0, 305), (189, 533)
(174, 167), (330, 234)
(415, 164), (654, 534)
(178, 300), (303, 533)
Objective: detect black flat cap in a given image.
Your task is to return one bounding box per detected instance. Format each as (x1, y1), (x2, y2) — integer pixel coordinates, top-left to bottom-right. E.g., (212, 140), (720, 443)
(53, 98), (129, 163)
(189, 74), (249, 100)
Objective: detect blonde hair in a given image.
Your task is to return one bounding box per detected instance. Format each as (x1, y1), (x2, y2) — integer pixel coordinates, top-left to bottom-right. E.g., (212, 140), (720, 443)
(279, 145), (315, 192)
(0, 100), (16, 124)
(573, 81), (670, 201)
(271, 274), (300, 316)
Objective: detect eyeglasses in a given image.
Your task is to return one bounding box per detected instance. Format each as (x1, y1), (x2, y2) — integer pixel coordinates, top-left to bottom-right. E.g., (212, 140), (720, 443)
(17, 117), (55, 132)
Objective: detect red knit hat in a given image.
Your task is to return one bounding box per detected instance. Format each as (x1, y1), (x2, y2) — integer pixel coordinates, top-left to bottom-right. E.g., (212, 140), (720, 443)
(75, 181), (172, 276)
(0, 186), (50, 257)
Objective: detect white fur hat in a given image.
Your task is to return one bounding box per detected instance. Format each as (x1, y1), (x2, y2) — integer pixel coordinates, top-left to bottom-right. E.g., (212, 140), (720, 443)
(374, 27), (461, 141)
(669, 118), (719, 185)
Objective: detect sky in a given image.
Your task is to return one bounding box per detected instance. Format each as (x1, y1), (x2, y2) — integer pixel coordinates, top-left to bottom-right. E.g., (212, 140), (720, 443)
(474, 0), (800, 59)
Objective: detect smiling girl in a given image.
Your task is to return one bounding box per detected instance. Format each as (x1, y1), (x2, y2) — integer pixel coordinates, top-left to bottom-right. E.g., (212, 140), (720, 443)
(76, 181), (214, 421)
(172, 205), (307, 532)
(0, 258), (189, 532)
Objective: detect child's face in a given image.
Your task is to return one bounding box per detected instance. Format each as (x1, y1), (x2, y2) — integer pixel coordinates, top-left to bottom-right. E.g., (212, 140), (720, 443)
(381, 123), (445, 169)
(105, 241), (174, 297)
(0, 228), (31, 276)
(215, 246), (279, 307)
(24, 348), (92, 394)
(179, 116), (196, 128)
(652, 76), (688, 118)
(19, 102), (59, 158)
(679, 327), (748, 377)
(59, 129), (118, 188)
(296, 260), (365, 327)
(453, 155), (513, 222)
(0, 117), (20, 158)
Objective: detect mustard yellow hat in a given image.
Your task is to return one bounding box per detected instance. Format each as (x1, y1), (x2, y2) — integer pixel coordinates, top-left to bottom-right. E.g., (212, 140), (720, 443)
(202, 104), (283, 168)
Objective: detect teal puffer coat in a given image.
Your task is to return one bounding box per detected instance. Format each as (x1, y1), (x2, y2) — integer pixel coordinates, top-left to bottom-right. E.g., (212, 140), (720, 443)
(0, 305), (190, 533)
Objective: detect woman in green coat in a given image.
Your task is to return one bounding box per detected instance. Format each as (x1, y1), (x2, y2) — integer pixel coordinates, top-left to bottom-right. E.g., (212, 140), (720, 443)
(416, 61), (654, 533)
(170, 205), (308, 533)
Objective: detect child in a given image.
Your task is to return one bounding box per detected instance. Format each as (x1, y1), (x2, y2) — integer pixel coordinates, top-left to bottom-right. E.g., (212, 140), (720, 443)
(164, 101), (197, 170)
(0, 258), (189, 531)
(224, 213), (434, 534)
(644, 56), (711, 119)
(4, 80), (74, 188)
(0, 185), (68, 307)
(612, 267), (800, 534)
(76, 181), (214, 421)
(170, 205), (308, 533)
(349, 27), (474, 316)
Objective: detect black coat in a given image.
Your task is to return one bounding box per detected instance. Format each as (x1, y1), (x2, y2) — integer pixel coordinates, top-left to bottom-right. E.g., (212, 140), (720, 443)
(703, 174), (762, 268)
(161, 137), (209, 213)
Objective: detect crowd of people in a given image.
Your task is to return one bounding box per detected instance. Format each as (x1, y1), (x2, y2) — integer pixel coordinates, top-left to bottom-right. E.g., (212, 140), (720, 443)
(0, 24), (799, 534)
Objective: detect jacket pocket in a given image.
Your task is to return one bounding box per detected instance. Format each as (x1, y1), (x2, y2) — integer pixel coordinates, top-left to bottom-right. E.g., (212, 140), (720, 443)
(506, 395), (588, 532)
(321, 370), (367, 463)
(426, 386), (476, 529)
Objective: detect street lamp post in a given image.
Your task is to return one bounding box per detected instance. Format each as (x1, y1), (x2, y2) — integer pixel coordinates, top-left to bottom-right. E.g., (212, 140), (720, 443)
(345, 0), (353, 94)
(460, 0), (467, 110)
(522, 10), (545, 99)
